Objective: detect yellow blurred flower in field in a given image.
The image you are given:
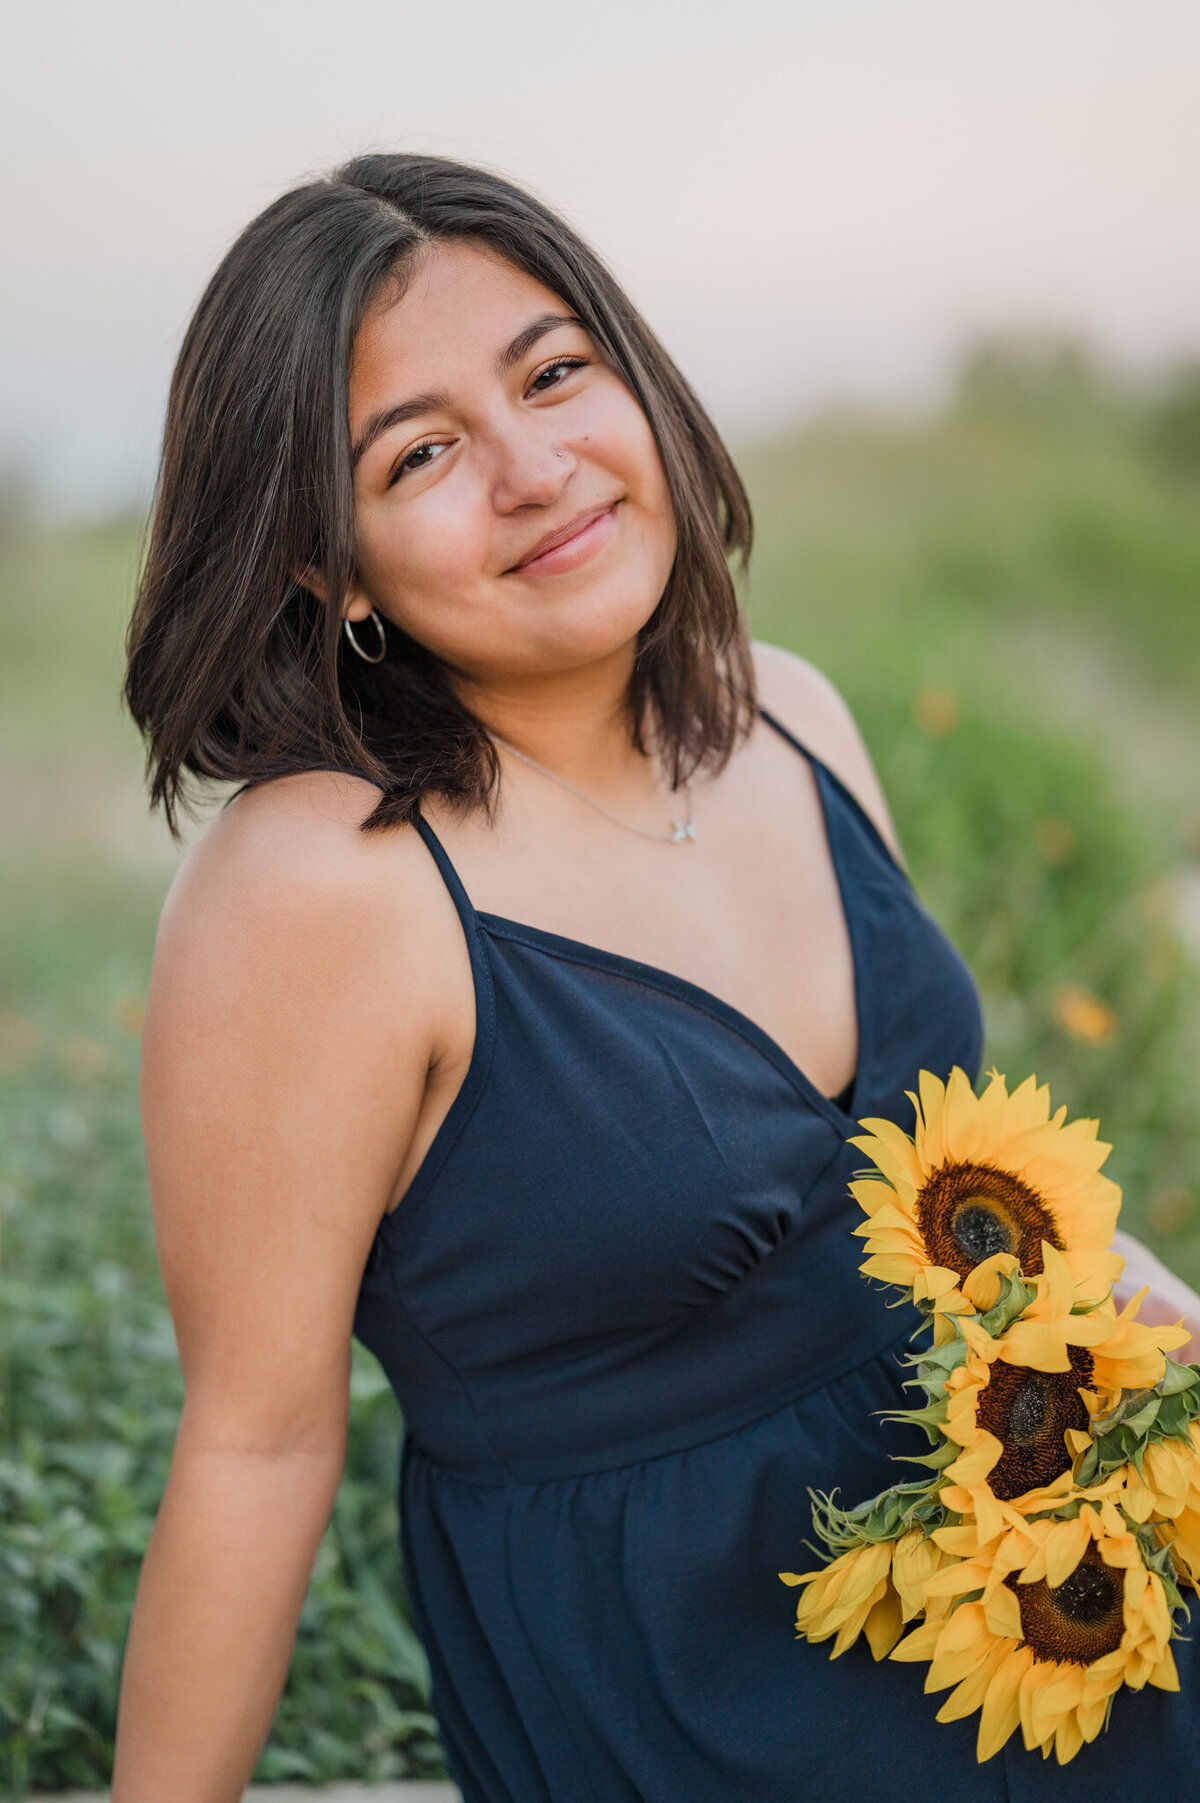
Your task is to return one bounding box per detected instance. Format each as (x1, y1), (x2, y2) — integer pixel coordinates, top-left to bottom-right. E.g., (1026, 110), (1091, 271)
(56, 1036), (121, 1083)
(897, 1502), (1179, 1764)
(1147, 1184), (1194, 1238)
(1034, 816), (1077, 866)
(0, 1011), (42, 1074)
(1137, 876), (1177, 926)
(913, 686), (960, 736)
(110, 993), (147, 1036)
(1142, 936), (1183, 986)
(1051, 984), (1118, 1048)
(851, 1068), (1122, 1327)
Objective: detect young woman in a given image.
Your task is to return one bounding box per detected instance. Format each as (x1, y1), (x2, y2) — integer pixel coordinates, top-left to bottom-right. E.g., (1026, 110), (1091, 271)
(114, 154), (1199, 1801)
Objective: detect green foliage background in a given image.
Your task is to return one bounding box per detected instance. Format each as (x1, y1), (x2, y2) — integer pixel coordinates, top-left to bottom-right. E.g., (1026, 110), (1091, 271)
(1, 343), (1198, 1792)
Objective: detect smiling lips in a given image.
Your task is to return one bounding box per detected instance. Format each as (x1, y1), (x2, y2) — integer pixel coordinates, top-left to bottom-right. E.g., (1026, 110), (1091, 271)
(508, 501), (619, 575)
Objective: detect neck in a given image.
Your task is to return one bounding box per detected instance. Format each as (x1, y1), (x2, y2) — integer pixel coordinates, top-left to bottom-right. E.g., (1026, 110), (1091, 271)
(452, 641), (652, 782)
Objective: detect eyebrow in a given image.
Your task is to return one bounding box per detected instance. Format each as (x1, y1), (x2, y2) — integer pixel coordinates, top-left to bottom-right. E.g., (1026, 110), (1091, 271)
(351, 311), (585, 470)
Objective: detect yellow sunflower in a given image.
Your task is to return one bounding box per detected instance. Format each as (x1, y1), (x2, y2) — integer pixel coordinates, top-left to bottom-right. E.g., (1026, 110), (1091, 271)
(781, 1528), (956, 1661)
(894, 1501), (1179, 1764)
(935, 1246), (1189, 1527)
(851, 1068), (1122, 1325)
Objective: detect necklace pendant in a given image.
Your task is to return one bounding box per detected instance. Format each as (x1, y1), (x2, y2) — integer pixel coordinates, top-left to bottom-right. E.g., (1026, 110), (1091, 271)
(670, 818), (696, 844)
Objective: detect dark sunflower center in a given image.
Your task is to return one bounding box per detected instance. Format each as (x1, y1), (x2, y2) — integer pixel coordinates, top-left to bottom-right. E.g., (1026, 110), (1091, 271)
(1007, 1550), (1125, 1665)
(977, 1347), (1093, 1500)
(915, 1160), (1063, 1283)
(1055, 1563), (1119, 1627)
(1008, 1376), (1049, 1446)
(952, 1203), (1015, 1262)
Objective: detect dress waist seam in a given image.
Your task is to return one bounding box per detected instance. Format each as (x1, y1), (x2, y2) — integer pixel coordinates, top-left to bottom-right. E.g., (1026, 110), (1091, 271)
(402, 1319), (917, 1489)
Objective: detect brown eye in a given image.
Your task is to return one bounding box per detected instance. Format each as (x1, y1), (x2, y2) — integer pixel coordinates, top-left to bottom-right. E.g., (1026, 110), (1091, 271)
(388, 440), (447, 487)
(528, 357), (587, 394)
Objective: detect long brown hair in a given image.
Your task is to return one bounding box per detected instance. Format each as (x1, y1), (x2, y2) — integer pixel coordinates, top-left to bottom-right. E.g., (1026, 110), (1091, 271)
(125, 153), (755, 835)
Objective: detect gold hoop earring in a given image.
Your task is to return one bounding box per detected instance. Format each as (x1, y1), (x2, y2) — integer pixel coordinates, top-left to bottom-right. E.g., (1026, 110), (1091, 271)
(343, 609), (387, 664)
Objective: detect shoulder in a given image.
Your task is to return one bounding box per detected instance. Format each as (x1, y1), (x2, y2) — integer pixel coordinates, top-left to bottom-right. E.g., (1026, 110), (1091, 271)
(159, 772), (440, 954)
(750, 641), (907, 870)
(148, 771), (460, 1061)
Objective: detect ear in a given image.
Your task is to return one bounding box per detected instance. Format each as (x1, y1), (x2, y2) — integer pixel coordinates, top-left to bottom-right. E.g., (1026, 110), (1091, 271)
(294, 566), (374, 623)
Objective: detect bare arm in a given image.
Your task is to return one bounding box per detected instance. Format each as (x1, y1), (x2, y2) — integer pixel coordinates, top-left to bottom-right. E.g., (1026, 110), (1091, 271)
(112, 780), (449, 1803)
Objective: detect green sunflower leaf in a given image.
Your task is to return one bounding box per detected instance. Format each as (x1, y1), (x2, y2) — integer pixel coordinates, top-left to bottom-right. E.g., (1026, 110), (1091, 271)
(1160, 1357), (1200, 1400)
(806, 1478), (948, 1553)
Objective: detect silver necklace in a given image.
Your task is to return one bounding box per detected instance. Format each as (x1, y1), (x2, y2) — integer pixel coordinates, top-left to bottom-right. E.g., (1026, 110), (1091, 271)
(490, 735), (696, 844)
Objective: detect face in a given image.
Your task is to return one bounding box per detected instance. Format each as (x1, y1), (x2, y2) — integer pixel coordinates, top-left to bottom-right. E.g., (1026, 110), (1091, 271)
(344, 240), (677, 690)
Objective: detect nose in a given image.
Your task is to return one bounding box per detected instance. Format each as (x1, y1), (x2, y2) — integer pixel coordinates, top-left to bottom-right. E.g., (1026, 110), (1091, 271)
(487, 416), (575, 513)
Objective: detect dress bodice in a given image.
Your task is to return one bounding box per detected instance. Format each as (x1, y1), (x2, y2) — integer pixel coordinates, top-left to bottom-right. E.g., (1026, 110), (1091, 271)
(352, 714), (986, 1483)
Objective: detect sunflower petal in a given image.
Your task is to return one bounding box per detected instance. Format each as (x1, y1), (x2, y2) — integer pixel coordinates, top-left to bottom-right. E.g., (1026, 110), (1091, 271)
(1044, 1516), (1090, 1588)
(1054, 1713), (1085, 1765)
(1148, 1643), (1180, 1692)
(862, 1584), (905, 1660)
(889, 1617), (945, 1663)
(941, 1065), (985, 1163)
(997, 1321), (1074, 1371)
(976, 1646), (1031, 1762)
(982, 1581), (1022, 1641)
(850, 1120), (923, 1187)
(935, 1643), (1006, 1723)
(1018, 1659), (1048, 1752)
(914, 1070), (949, 1168)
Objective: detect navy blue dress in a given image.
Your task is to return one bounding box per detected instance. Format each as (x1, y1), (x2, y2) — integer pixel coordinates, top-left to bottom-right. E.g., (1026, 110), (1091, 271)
(352, 712), (1199, 1800)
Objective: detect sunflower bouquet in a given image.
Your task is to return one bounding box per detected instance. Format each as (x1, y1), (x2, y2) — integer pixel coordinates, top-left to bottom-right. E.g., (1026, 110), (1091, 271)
(781, 1067), (1200, 1766)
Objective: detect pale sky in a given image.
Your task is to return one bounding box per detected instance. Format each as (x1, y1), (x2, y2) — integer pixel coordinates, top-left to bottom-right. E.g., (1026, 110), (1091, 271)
(3, 0), (1199, 513)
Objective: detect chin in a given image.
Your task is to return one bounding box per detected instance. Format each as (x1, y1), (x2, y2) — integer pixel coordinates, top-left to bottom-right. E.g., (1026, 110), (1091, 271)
(504, 578), (663, 673)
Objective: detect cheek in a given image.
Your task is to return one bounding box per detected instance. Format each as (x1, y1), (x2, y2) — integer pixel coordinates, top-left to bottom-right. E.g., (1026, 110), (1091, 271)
(597, 401), (677, 575)
(358, 478), (492, 620)
(585, 386), (670, 505)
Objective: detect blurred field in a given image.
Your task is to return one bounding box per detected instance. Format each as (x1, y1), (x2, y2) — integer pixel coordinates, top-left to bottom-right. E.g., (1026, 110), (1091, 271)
(1, 341), (1198, 1790)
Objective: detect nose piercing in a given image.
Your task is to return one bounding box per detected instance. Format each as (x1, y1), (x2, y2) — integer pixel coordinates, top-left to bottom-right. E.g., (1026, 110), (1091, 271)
(555, 449), (566, 458)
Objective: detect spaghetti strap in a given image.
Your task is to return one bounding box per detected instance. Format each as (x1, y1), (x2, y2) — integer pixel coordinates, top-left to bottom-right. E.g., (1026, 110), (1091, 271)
(414, 815), (478, 936)
(756, 702), (821, 765)
(757, 703), (914, 890)
(223, 765), (477, 938)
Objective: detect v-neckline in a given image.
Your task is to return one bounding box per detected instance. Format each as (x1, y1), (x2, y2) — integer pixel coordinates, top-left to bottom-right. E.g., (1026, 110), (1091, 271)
(450, 746), (868, 1134)
(371, 735), (876, 1237)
